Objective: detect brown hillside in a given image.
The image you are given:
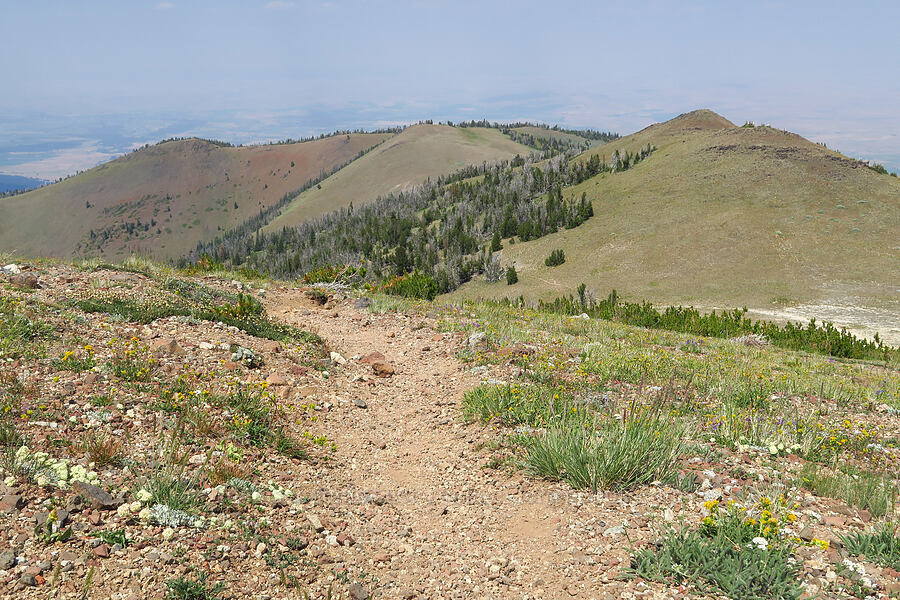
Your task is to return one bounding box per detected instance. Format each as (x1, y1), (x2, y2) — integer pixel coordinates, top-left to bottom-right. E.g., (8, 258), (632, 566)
(0, 133), (391, 260)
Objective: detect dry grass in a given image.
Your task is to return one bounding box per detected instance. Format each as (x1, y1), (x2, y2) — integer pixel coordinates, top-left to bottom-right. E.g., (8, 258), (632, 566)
(266, 124), (531, 230)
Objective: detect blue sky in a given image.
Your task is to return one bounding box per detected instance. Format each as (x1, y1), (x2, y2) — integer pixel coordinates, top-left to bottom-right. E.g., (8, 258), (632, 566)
(2, 0), (899, 178)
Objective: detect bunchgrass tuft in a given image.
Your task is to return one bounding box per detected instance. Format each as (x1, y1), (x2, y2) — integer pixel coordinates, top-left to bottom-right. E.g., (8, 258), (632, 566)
(799, 464), (898, 519)
(523, 408), (684, 492)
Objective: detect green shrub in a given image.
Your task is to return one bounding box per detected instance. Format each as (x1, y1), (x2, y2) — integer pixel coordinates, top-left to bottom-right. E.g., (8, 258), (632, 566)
(530, 286), (895, 361)
(506, 265), (518, 285)
(544, 249), (566, 267)
(381, 271), (440, 300)
(302, 264), (366, 284)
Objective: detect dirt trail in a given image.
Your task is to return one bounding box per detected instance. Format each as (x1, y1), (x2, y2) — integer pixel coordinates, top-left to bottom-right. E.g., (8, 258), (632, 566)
(268, 291), (684, 600)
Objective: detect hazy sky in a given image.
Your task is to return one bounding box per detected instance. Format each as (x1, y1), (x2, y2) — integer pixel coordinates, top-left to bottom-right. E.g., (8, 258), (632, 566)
(3, 0), (899, 178)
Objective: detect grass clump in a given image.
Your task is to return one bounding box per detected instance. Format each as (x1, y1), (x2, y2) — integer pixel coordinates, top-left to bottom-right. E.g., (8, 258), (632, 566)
(799, 464), (897, 518)
(461, 384), (568, 428)
(524, 407), (683, 492)
(165, 571), (225, 600)
(134, 424), (202, 514)
(630, 500), (803, 600)
(80, 432), (124, 468)
(841, 523), (900, 570)
(0, 295), (50, 359)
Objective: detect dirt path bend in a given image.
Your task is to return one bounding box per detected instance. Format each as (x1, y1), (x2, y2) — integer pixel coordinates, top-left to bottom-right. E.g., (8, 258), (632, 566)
(268, 291), (686, 600)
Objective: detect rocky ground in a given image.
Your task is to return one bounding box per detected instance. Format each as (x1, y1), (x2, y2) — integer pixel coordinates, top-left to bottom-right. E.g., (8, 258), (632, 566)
(0, 262), (898, 599)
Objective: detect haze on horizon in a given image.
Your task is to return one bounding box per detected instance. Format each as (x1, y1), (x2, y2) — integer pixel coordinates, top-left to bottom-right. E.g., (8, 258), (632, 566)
(2, 0), (899, 180)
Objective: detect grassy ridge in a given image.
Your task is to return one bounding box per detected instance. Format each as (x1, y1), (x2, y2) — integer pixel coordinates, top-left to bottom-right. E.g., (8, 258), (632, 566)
(450, 110), (900, 342)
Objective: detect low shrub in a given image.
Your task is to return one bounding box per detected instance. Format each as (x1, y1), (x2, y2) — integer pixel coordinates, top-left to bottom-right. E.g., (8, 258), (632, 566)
(381, 271), (440, 300)
(544, 249), (566, 267)
(630, 501), (803, 600)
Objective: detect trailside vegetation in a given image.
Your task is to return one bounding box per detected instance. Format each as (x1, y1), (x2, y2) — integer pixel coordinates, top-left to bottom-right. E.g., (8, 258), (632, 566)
(508, 285), (895, 361)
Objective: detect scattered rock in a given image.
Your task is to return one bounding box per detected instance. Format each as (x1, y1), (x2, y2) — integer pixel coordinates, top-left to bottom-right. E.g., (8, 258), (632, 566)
(0, 549), (15, 570)
(372, 362), (395, 377)
(353, 297), (371, 310)
(348, 583), (369, 600)
(266, 373), (288, 386)
(360, 351), (385, 365)
(92, 544), (110, 558)
(603, 525), (626, 537)
(1, 263), (22, 275)
(329, 351), (347, 365)
(72, 481), (122, 510)
(9, 274), (39, 289)
(307, 514), (325, 532)
(353, 398), (368, 409)
(151, 338), (185, 356)
(0, 494), (24, 513)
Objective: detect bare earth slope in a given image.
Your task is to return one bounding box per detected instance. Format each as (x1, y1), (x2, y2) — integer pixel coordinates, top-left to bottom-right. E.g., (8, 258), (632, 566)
(265, 124), (531, 231)
(0, 133), (390, 260)
(453, 109), (900, 341)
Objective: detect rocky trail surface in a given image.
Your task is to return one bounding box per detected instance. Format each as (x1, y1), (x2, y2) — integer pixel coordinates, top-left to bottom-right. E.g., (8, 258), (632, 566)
(2, 264), (895, 600)
(266, 290), (686, 600)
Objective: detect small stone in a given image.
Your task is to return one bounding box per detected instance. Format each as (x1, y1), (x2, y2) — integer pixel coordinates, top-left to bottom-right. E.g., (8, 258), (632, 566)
(603, 525), (626, 537)
(329, 352), (347, 365)
(353, 398), (368, 409)
(373, 551), (391, 562)
(823, 515), (846, 527)
(348, 583), (369, 600)
(10, 274), (39, 289)
(360, 351), (385, 365)
(19, 573), (38, 586)
(0, 549), (15, 570)
(151, 338), (184, 356)
(266, 373), (288, 386)
(306, 514), (324, 532)
(372, 362), (395, 377)
(336, 532), (356, 546)
(92, 544), (110, 558)
(353, 297), (371, 310)
(858, 510), (872, 523)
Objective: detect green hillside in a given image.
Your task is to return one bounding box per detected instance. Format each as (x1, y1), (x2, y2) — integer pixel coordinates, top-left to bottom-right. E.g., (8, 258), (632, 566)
(452, 110), (900, 341)
(264, 124), (531, 231)
(0, 133), (390, 260)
